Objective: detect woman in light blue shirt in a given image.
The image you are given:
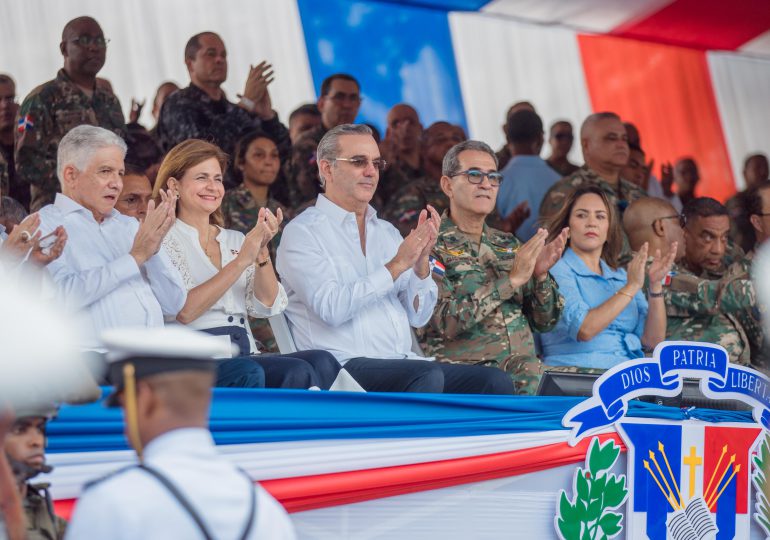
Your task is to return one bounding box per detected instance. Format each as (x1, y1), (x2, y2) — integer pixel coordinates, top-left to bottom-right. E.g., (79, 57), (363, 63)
(540, 186), (675, 369)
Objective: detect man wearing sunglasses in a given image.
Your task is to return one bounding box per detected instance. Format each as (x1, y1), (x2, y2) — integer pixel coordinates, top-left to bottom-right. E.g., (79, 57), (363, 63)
(277, 124), (513, 394)
(16, 17), (126, 213)
(420, 140), (568, 395)
(623, 197), (755, 367)
(545, 120), (579, 178)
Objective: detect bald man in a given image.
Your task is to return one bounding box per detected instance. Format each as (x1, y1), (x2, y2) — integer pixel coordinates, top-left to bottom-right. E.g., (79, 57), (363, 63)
(16, 16), (126, 211)
(623, 197), (756, 366)
(540, 112), (646, 263)
(378, 104), (424, 204)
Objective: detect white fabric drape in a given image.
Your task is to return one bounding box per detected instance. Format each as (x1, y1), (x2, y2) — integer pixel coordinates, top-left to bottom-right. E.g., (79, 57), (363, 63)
(448, 11), (592, 161)
(0, 0), (315, 128)
(708, 51), (770, 190)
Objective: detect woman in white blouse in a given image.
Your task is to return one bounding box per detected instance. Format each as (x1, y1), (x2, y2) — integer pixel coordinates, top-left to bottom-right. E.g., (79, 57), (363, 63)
(153, 139), (341, 388)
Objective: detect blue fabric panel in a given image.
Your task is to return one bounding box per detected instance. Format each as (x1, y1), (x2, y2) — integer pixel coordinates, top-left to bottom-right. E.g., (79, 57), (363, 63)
(297, 0), (468, 134)
(45, 388), (754, 453)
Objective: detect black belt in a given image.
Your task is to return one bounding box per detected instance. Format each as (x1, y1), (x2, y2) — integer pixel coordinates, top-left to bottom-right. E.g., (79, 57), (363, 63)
(138, 464), (257, 540)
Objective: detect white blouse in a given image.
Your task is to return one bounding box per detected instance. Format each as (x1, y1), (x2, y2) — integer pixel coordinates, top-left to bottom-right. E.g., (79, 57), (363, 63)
(162, 219), (288, 354)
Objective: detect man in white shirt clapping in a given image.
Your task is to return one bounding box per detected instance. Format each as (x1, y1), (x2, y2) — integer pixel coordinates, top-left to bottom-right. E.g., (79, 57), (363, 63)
(38, 125), (185, 351)
(277, 124), (512, 394)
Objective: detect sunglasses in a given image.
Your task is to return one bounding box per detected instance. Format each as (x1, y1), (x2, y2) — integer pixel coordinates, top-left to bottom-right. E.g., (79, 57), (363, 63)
(334, 157), (388, 171)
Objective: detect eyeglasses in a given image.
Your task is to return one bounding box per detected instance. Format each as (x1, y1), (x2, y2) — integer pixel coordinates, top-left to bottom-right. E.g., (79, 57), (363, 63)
(70, 36), (110, 48)
(657, 214), (686, 228)
(327, 92), (361, 104)
(334, 157), (388, 171)
(452, 169), (504, 187)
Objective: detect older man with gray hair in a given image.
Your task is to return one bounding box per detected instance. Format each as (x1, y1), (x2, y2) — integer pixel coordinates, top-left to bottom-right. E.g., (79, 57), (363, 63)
(277, 124), (513, 394)
(37, 125), (185, 351)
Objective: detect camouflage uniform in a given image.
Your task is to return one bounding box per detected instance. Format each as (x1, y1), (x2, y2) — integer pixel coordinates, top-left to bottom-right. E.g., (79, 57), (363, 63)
(221, 184), (290, 353)
(664, 262), (754, 365)
(15, 69), (126, 211)
(539, 166), (647, 264)
(725, 251), (768, 369)
(156, 84), (290, 173)
(422, 213), (564, 395)
(375, 161), (424, 210)
(726, 191), (754, 254)
(23, 483), (67, 540)
(545, 159), (580, 178)
(284, 124), (326, 209)
(382, 176), (448, 237)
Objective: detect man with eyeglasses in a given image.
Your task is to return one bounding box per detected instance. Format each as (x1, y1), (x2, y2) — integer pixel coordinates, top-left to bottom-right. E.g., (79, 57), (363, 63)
(496, 109), (561, 242)
(115, 164), (153, 221)
(545, 120), (579, 178)
(277, 124), (513, 394)
(623, 197), (755, 367)
(157, 31), (289, 188)
(419, 140), (567, 395)
(15, 17), (126, 212)
(285, 74), (362, 209)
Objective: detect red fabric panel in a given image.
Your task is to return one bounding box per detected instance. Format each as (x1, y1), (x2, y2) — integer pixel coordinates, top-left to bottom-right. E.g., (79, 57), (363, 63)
(612, 0), (770, 52)
(578, 34), (735, 201)
(53, 434), (624, 518)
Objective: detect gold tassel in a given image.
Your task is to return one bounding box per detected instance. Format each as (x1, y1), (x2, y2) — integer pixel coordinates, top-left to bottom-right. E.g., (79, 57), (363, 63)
(123, 363), (143, 461)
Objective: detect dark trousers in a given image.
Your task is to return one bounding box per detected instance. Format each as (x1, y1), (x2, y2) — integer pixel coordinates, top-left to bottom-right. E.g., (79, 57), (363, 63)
(203, 326), (341, 390)
(255, 350), (341, 389)
(344, 357), (514, 395)
(216, 357), (266, 388)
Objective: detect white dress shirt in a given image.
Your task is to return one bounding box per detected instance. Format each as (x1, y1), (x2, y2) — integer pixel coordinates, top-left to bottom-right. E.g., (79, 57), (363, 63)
(276, 195), (437, 364)
(162, 219), (288, 354)
(65, 428), (296, 540)
(38, 194), (186, 350)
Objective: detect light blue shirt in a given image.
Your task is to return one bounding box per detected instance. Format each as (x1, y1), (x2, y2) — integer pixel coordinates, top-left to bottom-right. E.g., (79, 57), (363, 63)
(541, 248), (648, 369)
(496, 155), (561, 241)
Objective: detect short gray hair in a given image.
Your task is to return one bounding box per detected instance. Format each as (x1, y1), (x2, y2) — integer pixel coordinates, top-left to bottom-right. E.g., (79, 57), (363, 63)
(316, 123), (373, 189)
(442, 140), (497, 177)
(57, 125), (127, 184)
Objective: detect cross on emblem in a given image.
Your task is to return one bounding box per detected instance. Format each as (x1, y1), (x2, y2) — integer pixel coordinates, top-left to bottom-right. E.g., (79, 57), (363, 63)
(683, 446), (702, 499)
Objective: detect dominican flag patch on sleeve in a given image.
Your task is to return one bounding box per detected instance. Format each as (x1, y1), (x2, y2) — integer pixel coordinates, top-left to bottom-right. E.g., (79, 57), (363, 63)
(429, 255), (445, 277)
(661, 270), (676, 287)
(17, 114), (34, 133)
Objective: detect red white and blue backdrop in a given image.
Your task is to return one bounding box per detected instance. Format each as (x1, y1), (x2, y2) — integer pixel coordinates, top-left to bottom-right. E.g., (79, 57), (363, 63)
(43, 389), (767, 538)
(1, 0), (769, 200)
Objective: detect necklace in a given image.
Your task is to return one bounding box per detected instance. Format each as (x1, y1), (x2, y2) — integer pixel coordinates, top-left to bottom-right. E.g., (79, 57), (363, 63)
(203, 225), (218, 265)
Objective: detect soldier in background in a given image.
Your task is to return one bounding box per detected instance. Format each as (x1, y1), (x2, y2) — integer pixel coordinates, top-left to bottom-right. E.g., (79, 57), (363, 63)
(0, 75), (21, 209)
(382, 122), (464, 237)
(727, 153), (769, 254)
(422, 140), (567, 395)
(623, 197), (756, 366)
(114, 163), (153, 221)
(544, 120), (579, 178)
(284, 73), (361, 209)
(377, 104), (424, 204)
(156, 31), (289, 187)
(3, 405), (66, 540)
(287, 103), (320, 146)
(539, 112), (646, 264)
(15, 17), (126, 212)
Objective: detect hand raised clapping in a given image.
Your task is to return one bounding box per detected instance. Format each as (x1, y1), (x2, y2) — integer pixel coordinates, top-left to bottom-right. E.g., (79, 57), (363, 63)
(239, 208), (283, 264)
(130, 191), (175, 266)
(388, 205), (441, 279)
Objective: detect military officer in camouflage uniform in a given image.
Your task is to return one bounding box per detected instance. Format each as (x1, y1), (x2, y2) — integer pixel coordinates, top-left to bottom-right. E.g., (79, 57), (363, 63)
(539, 112), (646, 264)
(156, 32), (289, 189)
(727, 180), (770, 369)
(422, 140), (568, 395)
(623, 197), (756, 366)
(15, 17), (126, 212)
(3, 405), (66, 540)
(284, 74), (361, 209)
